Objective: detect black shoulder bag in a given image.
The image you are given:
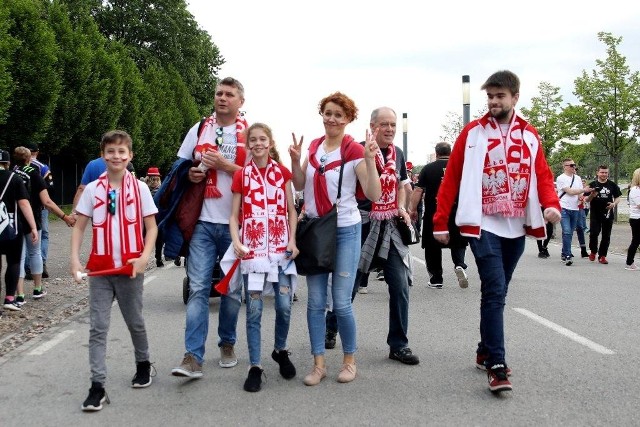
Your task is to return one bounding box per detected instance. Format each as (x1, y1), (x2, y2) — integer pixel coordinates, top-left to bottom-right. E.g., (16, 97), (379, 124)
(294, 162), (344, 276)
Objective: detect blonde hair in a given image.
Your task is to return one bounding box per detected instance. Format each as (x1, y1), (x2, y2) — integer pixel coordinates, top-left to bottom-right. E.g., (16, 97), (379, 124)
(631, 168), (640, 188)
(13, 146), (31, 166)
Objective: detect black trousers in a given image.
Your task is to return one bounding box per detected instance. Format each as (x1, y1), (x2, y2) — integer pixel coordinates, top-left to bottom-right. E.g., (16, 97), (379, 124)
(589, 212), (614, 257)
(0, 236), (24, 297)
(424, 243), (467, 284)
(627, 218), (640, 265)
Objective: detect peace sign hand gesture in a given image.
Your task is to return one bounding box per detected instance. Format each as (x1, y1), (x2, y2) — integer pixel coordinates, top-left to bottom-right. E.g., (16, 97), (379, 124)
(364, 128), (380, 160)
(289, 133), (304, 164)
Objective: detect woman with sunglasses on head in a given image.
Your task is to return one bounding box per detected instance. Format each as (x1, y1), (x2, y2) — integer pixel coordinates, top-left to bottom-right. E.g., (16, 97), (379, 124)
(289, 92), (381, 385)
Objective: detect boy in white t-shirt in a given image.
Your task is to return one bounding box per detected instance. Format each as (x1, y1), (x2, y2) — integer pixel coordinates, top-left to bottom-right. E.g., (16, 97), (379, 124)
(71, 130), (158, 412)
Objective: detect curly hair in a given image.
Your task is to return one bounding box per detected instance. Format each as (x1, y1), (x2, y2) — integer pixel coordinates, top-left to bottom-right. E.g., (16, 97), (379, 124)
(318, 92), (358, 123)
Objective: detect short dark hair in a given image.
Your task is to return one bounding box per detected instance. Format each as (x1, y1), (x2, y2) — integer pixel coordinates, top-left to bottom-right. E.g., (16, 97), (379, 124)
(481, 70), (520, 96)
(597, 164), (609, 171)
(435, 142), (451, 157)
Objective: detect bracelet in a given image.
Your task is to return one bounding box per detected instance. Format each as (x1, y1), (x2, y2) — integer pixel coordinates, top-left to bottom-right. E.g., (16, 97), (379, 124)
(60, 213), (66, 220)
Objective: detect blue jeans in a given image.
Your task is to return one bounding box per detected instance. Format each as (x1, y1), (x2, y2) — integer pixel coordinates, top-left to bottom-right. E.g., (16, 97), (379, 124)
(381, 244), (412, 351)
(560, 208), (580, 258)
(184, 221), (241, 365)
(244, 270), (292, 366)
(40, 209), (49, 262)
(307, 223), (361, 355)
(20, 231), (43, 277)
(469, 231), (524, 366)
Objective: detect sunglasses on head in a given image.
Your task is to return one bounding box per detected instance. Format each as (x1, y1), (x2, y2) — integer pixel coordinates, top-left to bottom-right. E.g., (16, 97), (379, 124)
(215, 127), (223, 146)
(108, 189), (116, 215)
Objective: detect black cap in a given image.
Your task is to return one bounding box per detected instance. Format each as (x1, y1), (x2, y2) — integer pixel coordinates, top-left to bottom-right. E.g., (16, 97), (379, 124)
(0, 150), (9, 162)
(24, 142), (39, 152)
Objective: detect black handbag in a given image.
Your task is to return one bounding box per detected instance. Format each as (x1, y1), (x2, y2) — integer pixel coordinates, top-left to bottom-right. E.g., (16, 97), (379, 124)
(395, 216), (420, 246)
(295, 161), (344, 276)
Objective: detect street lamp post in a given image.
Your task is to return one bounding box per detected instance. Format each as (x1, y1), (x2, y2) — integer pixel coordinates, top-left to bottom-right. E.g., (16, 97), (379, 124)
(402, 113), (408, 159)
(462, 75), (470, 126)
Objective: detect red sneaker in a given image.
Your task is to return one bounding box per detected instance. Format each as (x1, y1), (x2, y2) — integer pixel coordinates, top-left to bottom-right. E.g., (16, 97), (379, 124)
(588, 253), (596, 262)
(598, 256), (609, 264)
(487, 364), (513, 393)
(476, 354), (512, 376)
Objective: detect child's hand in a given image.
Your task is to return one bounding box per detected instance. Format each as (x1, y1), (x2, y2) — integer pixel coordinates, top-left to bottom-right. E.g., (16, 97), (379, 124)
(128, 257), (148, 278)
(70, 260), (84, 283)
(233, 241), (250, 259)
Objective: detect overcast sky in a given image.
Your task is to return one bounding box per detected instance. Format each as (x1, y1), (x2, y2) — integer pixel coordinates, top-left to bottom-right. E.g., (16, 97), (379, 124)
(186, 0), (640, 165)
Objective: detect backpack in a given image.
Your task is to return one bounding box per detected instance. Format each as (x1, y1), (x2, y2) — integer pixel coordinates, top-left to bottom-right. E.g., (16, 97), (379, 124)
(0, 172), (18, 241)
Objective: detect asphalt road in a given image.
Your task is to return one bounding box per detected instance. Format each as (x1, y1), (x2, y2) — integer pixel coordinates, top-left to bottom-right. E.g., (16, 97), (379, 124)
(1, 231), (639, 426)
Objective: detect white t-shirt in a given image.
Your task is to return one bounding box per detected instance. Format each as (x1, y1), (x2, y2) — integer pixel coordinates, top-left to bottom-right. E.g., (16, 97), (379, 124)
(76, 179), (157, 268)
(303, 145), (363, 227)
(177, 121), (238, 224)
(629, 186), (640, 219)
(556, 173), (582, 210)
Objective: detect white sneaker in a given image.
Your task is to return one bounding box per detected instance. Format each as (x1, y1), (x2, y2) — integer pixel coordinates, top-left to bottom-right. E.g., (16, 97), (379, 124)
(625, 264), (638, 271)
(427, 282), (443, 289)
(358, 287), (369, 294)
(455, 266), (469, 288)
(3, 300), (21, 311)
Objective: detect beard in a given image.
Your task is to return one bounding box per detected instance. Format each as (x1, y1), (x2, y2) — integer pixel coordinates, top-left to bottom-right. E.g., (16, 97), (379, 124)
(490, 106), (512, 121)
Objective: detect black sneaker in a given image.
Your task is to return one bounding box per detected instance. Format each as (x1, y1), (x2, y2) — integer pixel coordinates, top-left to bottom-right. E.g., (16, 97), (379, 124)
(132, 361), (156, 388)
(272, 349), (296, 379)
(243, 366), (264, 392)
(156, 259), (164, 268)
(325, 329), (337, 349)
(538, 251), (549, 259)
(33, 288), (47, 299)
(174, 257), (181, 267)
(581, 248), (590, 258)
(81, 382), (110, 411)
(389, 347), (420, 365)
(42, 263), (49, 279)
(3, 299), (21, 311)
(487, 364), (512, 393)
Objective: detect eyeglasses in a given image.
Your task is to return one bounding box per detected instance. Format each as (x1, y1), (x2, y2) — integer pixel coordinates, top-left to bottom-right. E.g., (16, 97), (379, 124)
(564, 163), (576, 168)
(108, 189), (116, 215)
(319, 154), (328, 174)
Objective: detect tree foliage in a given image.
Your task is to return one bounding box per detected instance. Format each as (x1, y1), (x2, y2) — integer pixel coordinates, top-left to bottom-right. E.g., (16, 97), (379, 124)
(563, 32), (640, 183)
(520, 82), (572, 158)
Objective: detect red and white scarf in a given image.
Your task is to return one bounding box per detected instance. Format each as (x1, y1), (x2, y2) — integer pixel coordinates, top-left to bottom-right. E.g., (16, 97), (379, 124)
(478, 115), (531, 217)
(240, 158), (289, 272)
(308, 135), (361, 216)
(369, 145), (397, 220)
(194, 113), (248, 198)
(86, 170), (143, 271)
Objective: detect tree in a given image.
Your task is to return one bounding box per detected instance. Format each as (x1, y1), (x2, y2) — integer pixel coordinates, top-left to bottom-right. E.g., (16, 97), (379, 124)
(563, 32), (640, 184)
(520, 82), (572, 157)
(0, 1), (19, 125)
(92, 0), (222, 113)
(0, 0), (61, 148)
(439, 107), (488, 144)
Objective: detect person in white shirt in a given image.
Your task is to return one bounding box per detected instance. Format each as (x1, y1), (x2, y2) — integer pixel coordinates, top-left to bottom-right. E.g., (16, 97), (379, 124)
(556, 159), (592, 266)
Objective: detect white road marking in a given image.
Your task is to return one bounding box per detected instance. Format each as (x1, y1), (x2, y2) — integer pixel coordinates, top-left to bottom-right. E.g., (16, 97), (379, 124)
(27, 330), (76, 356)
(513, 307), (615, 355)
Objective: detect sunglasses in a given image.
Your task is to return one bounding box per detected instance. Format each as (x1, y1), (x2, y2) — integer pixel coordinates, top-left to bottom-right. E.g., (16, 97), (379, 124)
(564, 164), (576, 168)
(319, 153), (328, 174)
(108, 189), (116, 215)
(215, 127), (223, 146)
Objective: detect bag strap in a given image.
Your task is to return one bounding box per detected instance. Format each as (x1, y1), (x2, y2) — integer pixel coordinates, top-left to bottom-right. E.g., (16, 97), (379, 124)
(559, 174), (575, 199)
(0, 172), (15, 201)
(336, 161), (345, 201)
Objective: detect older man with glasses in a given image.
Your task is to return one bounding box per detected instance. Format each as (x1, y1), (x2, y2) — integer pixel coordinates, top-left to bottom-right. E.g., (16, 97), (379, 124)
(556, 159), (593, 266)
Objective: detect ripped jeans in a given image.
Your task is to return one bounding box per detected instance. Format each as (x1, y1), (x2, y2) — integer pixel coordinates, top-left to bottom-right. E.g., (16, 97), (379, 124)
(306, 223), (361, 355)
(244, 270), (292, 366)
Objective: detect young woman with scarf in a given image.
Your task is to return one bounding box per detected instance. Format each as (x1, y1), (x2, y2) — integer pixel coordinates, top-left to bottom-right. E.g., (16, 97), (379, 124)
(289, 92), (381, 385)
(228, 123), (299, 392)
